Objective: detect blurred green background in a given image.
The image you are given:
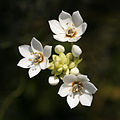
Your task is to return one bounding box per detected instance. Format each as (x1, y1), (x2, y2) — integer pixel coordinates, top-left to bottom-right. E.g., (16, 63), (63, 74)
(0, 0), (120, 120)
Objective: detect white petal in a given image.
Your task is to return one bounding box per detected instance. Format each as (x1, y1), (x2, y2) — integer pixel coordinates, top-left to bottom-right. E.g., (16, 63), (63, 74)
(18, 45), (33, 58)
(58, 84), (71, 97)
(83, 82), (97, 94)
(28, 65), (41, 78)
(53, 34), (68, 42)
(17, 58), (32, 68)
(48, 20), (64, 34)
(79, 93), (93, 106)
(72, 11), (83, 27)
(31, 37), (43, 53)
(48, 76), (59, 86)
(77, 74), (90, 82)
(40, 57), (49, 70)
(68, 36), (81, 42)
(67, 94), (79, 109)
(76, 23), (87, 36)
(72, 45), (82, 57)
(59, 10), (73, 29)
(63, 74), (78, 85)
(43, 45), (52, 58)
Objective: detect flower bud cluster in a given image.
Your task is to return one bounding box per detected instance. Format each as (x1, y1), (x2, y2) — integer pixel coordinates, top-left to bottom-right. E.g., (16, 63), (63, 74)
(48, 45), (82, 85)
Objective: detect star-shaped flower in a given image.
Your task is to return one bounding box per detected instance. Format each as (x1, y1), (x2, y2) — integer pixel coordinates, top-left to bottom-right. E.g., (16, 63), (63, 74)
(17, 37), (52, 78)
(58, 74), (97, 109)
(49, 10), (87, 42)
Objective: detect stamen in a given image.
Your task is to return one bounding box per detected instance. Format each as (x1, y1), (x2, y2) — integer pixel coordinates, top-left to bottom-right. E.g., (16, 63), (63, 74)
(72, 81), (83, 94)
(33, 52), (44, 65)
(65, 28), (77, 38)
(30, 52), (33, 55)
(29, 59), (33, 61)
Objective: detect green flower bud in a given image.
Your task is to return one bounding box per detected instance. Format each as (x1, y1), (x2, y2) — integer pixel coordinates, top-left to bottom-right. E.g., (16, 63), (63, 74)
(64, 68), (69, 75)
(66, 52), (73, 60)
(55, 62), (60, 68)
(57, 67), (63, 72)
(55, 56), (61, 62)
(69, 62), (76, 69)
(63, 64), (68, 71)
(59, 53), (67, 64)
(59, 75), (64, 80)
(52, 55), (58, 61)
(48, 62), (54, 70)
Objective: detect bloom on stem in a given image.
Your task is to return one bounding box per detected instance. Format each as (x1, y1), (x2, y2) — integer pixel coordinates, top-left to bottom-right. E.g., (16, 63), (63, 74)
(58, 74), (97, 109)
(17, 37), (52, 78)
(49, 10), (87, 42)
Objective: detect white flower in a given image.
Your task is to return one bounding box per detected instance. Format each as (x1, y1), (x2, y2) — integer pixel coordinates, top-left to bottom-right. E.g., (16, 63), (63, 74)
(58, 74), (97, 109)
(55, 45), (65, 54)
(72, 45), (82, 57)
(17, 37), (52, 78)
(48, 10), (87, 42)
(48, 76), (59, 86)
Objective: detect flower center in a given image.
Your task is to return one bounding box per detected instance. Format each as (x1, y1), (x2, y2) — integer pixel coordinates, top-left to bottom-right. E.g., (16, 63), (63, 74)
(29, 52), (44, 65)
(72, 81), (83, 94)
(65, 28), (77, 38)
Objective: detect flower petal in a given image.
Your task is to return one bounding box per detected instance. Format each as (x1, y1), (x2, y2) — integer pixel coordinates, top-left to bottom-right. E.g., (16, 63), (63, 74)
(67, 94), (79, 109)
(72, 45), (82, 57)
(48, 20), (64, 34)
(18, 45), (33, 58)
(28, 65), (41, 78)
(77, 74), (90, 82)
(53, 34), (68, 42)
(43, 45), (52, 58)
(58, 84), (71, 97)
(48, 76), (59, 86)
(72, 11), (83, 27)
(59, 10), (73, 29)
(31, 37), (43, 53)
(17, 58), (32, 68)
(79, 93), (93, 106)
(40, 57), (49, 70)
(83, 82), (97, 94)
(68, 36), (81, 42)
(76, 22), (87, 36)
(63, 74), (78, 85)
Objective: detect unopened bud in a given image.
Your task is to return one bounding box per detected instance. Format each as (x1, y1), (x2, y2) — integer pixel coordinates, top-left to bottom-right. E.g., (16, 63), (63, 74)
(69, 62), (75, 69)
(48, 76), (59, 86)
(66, 52), (73, 60)
(63, 64), (68, 71)
(70, 67), (80, 75)
(55, 45), (65, 54)
(72, 45), (82, 57)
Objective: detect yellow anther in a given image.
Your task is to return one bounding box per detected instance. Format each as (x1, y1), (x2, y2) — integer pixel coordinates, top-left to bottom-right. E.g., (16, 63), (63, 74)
(30, 52), (33, 55)
(29, 59), (32, 61)
(80, 91), (83, 95)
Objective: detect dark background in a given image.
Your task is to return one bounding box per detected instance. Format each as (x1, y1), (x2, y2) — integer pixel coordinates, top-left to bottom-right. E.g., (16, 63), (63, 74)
(0, 0), (120, 120)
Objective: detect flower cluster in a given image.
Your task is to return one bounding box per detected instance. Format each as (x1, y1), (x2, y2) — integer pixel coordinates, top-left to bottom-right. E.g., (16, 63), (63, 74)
(17, 11), (97, 109)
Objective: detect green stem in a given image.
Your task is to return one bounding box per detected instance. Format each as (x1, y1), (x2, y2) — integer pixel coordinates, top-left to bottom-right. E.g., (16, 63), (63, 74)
(0, 78), (26, 120)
